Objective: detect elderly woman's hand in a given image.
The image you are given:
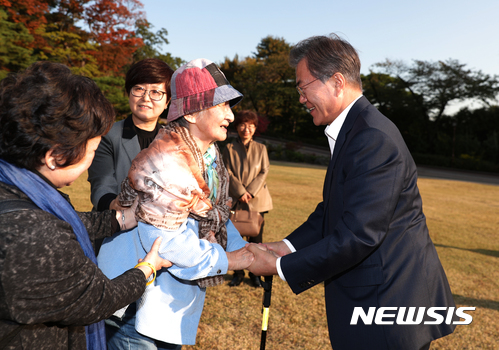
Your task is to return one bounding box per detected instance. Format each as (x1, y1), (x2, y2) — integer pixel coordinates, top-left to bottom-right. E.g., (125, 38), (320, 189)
(136, 237), (173, 280)
(109, 197), (127, 211)
(227, 246), (255, 271)
(115, 197), (139, 231)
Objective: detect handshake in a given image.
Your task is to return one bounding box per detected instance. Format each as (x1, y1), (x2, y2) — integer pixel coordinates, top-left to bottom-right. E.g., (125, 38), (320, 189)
(226, 241), (292, 276)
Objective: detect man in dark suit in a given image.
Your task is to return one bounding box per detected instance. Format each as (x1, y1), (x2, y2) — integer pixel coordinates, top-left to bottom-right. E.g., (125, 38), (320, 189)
(247, 34), (456, 350)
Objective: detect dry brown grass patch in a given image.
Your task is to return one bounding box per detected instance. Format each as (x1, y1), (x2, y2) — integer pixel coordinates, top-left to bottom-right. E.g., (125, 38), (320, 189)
(64, 163), (498, 349)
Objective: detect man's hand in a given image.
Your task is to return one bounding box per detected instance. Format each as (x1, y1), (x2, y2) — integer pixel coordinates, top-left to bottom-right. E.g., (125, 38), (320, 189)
(246, 243), (279, 276)
(263, 241), (292, 257)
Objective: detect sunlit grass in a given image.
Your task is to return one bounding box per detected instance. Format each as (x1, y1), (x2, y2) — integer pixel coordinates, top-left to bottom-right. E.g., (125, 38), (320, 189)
(417, 179), (499, 350)
(63, 162), (499, 349)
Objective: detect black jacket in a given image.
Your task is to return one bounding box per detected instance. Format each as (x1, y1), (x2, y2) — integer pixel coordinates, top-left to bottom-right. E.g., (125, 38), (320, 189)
(0, 181), (146, 349)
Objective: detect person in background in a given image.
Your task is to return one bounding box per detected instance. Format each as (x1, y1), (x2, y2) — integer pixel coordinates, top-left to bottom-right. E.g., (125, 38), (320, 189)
(246, 34), (456, 350)
(222, 110), (273, 288)
(88, 58), (174, 212)
(0, 61), (171, 350)
(98, 58), (253, 350)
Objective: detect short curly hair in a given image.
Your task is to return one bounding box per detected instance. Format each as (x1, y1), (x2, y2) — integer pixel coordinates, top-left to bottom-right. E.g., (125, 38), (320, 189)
(0, 61), (115, 171)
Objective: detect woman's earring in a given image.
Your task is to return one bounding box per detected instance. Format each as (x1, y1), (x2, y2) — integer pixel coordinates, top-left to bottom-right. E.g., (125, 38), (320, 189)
(49, 165), (55, 170)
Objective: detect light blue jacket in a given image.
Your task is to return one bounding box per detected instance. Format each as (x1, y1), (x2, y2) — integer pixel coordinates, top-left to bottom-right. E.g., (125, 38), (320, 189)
(97, 218), (246, 345)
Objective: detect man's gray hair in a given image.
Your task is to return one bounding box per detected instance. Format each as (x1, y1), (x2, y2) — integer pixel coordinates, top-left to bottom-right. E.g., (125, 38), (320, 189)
(289, 33), (362, 90)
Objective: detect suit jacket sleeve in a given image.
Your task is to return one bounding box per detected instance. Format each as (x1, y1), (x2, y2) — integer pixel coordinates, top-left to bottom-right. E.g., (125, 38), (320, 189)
(282, 124), (407, 294)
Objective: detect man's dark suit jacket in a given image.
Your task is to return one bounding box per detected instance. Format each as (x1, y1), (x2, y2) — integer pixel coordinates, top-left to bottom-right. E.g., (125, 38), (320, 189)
(281, 96), (456, 349)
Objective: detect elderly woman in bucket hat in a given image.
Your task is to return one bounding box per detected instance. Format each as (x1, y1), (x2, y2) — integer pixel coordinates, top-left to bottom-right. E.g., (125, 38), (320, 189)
(97, 58), (253, 350)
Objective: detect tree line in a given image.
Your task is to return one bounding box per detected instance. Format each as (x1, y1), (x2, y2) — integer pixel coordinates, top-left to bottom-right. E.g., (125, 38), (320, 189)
(0, 0), (183, 117)
(220, 37), (499, 172)
(1, 1), (498, 172)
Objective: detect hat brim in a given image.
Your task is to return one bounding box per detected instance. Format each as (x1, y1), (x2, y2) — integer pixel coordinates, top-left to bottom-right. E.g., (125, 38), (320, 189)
(167, 84), (243, 122)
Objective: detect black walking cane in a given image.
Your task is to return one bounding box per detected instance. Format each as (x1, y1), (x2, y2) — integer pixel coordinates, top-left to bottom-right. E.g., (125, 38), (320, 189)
(260, 275), (274, 350)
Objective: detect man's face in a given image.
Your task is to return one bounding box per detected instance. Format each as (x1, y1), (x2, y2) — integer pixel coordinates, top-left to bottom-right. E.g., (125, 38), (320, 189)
(295, 59), (342, 126)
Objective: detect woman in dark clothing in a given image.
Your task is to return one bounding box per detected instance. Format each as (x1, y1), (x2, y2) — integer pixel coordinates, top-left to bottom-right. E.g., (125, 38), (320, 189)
(88, 58), (174, 212)
(0, 61), (171, 350)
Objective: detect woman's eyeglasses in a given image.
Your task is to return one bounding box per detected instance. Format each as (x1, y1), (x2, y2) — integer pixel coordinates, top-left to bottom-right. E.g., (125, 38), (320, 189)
(131, 86), (166, 101)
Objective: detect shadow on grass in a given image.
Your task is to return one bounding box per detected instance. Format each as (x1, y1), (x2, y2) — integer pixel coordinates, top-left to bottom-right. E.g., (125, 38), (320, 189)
(434, 243), (499, 258)
(223, 273), (261, 289)
(453, 294), (499, 312)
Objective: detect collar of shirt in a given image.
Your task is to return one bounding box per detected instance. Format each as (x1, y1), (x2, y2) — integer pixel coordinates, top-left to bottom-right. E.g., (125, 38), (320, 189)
(324, 95), (363, 157)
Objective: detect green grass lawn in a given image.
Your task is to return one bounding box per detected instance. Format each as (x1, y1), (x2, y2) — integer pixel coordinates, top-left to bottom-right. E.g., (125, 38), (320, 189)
(63, 161), (499, 349)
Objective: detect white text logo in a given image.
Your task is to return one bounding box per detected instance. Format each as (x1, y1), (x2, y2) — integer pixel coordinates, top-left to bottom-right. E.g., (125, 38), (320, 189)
(350, 307), (475, 325)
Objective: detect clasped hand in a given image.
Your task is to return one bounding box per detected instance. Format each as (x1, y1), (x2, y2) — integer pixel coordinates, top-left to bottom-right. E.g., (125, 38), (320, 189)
(244, 242), (289, 276)
(227, 241), (286, 275)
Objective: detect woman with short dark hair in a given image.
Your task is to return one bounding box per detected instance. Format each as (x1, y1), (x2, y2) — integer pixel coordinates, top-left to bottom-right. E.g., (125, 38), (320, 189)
(88, 58), (174, 212)
(0, 61), (171, 350)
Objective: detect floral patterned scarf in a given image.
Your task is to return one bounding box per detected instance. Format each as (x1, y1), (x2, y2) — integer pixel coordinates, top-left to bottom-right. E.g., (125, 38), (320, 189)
(119, 122), (231, 287)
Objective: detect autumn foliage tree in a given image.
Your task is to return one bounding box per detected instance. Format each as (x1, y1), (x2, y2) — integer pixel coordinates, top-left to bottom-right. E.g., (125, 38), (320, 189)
(84, 0), (144, 74)
(0, 0), (49, 48)
(0, 5), (497, 170)
(0, 0), (182, 119)
(0, 0), (182, 77)
(0, 9), (34, 79)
